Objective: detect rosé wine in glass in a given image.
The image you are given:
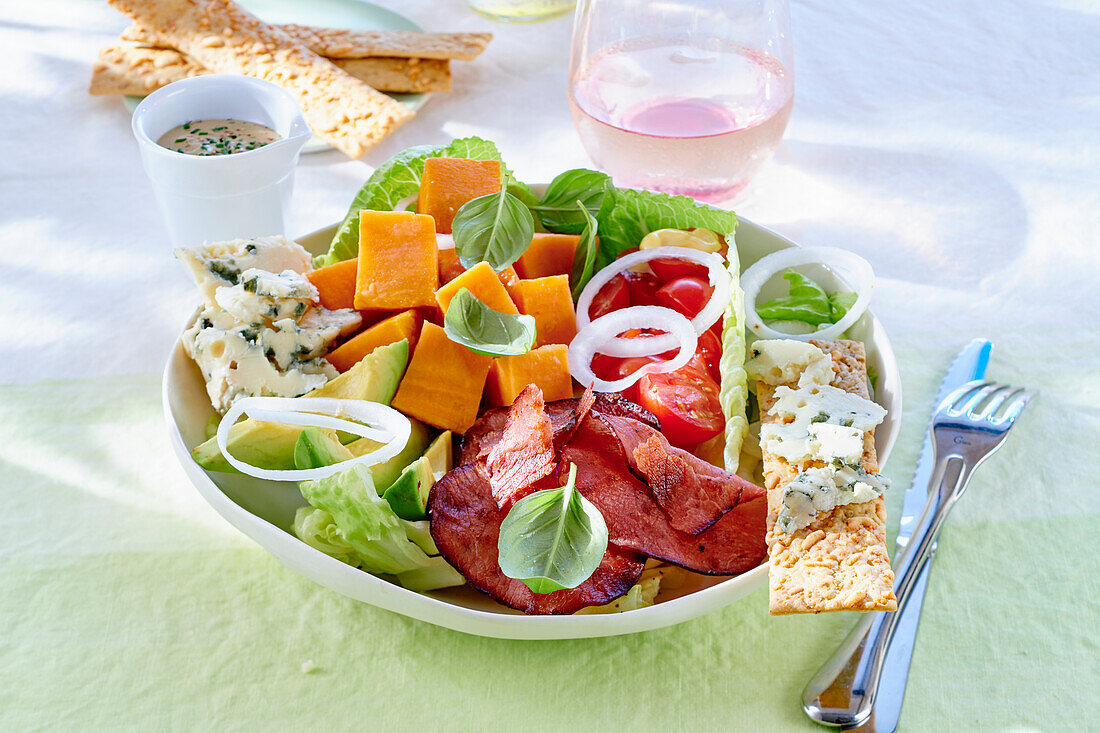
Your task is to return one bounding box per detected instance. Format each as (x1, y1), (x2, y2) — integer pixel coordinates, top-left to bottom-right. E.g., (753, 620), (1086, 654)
(569, 1), (793, 202)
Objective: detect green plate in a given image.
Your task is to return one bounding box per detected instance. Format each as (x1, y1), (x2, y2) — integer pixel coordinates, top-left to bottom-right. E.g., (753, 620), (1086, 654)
(122, 0), (427, 154)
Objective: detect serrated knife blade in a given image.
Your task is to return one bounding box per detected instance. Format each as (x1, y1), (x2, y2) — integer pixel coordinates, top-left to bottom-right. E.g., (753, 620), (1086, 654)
(859, 339), (992, 733)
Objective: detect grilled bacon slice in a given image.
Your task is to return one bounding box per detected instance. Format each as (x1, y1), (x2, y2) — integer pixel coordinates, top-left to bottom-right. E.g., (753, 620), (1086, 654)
(598, 413), (765, 535)
(428, 462), (646, 614)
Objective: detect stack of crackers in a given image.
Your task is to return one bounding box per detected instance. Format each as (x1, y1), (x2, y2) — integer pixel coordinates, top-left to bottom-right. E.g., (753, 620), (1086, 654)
(95, 0), (491, 158)
(758, 340), (898, 615)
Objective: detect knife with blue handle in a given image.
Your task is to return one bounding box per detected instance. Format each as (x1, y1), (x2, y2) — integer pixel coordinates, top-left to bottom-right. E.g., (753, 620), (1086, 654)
(855, 339), (992, 732)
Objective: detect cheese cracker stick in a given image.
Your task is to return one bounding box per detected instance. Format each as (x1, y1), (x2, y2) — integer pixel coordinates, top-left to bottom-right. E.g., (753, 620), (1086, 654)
(106, 0), (412, 158)
(756, 339), (897, 614)
(123, 22), (492, 61)
(90, 44), (452, 96)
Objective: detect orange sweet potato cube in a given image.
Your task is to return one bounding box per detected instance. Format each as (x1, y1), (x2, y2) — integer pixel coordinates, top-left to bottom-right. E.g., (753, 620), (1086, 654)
(417, 158), (501, 234)
(354, 211), (438, 310)
(514, 233), (580, 279)
(435, 261), (519, 316)
(486, 345), (573, 407)
(509, 275), (577, 347)
(438, 248), (466, 285)
(391, 323), (492, 433)
(326, 310), (422, 373)
(307, 258), (359, 311)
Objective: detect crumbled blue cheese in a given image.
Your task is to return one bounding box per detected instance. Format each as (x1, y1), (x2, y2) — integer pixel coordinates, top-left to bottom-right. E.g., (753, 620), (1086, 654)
(175, 236), (312, 309)
(769, 384), (886, 432)
(746, 339), (835, 388)
(775, 466), (890, 534)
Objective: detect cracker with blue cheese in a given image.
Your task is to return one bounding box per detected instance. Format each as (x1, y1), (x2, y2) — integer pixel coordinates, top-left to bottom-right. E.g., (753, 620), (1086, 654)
(750, 339), (897, 615)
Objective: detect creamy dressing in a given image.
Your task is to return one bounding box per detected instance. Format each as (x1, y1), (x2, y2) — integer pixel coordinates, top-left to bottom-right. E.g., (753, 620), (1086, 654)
(157, 118), (280, 156)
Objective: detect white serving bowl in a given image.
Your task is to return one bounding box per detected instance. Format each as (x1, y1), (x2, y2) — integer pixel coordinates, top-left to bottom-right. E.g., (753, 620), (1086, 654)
(163, 216), (902, 639)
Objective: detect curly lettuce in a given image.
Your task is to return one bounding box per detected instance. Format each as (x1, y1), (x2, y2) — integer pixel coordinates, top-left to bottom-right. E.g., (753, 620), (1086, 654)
(595, 186), (740, 269)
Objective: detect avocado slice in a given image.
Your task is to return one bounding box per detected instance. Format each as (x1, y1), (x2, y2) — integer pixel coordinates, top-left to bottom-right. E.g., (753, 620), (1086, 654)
(381, 456), (434, 520)
(422, 431), (453, 480)
(192, 339), (409, 472)
(351, 417), (432, 490)
(293, 427), (353, 470)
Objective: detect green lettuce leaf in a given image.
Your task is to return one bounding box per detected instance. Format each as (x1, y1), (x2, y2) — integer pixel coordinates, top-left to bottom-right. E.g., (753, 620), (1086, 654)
(316, 137), (530, 267)
(296, 463), (465, 595)
(756, 269), (860, 328)
(595, 187), (739, 268)
(718, 236), (750, 473)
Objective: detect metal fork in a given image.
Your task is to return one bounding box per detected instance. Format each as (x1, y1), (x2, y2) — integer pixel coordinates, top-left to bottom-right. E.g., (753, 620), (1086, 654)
(802, 380), (1034, 730)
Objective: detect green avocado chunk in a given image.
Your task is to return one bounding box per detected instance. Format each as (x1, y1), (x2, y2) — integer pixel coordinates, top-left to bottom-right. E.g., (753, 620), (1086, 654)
(381, 456), (434, 520)
(422, 430), (453, 479)
(191, 339), (409, 472)
(352, 417), (432, 491)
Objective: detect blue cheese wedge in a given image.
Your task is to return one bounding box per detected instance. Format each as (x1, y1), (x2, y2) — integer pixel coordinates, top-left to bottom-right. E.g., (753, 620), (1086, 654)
(177, 238), (361, 413)
(183, 320), (335, 413)
(746, 338), (835, 388)
(175, 236), (312, 309)
(769, 383), (887, 432)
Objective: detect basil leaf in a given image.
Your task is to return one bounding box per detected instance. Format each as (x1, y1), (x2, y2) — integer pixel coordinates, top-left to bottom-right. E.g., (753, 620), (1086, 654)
(530, 168), (611, 234)
(570, 201), (599, 300)
(452, 189), (535, 272)
(443, 288), (537, 357)
(497, 464), (608, 594)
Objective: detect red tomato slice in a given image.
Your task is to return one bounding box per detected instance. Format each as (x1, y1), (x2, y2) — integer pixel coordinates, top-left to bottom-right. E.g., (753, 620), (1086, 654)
(637, 358), (724, 447)
(624, 271), (662, 307)
(655, 276), (714, 320)
(649, 257), (709, 282)
(588, 274), (630, 320)
(695, 329), (722, 381)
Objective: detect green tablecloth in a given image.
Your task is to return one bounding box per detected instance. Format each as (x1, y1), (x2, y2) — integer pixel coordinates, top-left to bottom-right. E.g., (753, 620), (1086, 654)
(4, 331), (1095, 730)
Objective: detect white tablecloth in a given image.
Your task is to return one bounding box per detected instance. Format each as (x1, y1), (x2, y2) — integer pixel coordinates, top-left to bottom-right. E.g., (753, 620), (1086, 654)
(2, 1), (1097, 729)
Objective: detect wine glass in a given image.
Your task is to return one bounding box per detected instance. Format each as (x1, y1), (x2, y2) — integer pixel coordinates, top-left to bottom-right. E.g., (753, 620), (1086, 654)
(568, 0), (793, 202)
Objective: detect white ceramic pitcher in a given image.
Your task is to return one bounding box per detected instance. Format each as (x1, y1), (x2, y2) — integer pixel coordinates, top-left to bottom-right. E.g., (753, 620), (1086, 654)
(131, 75), (311, 248)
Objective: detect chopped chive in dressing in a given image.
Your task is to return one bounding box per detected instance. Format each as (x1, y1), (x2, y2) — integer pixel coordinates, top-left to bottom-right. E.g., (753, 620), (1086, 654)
(157, 118), (280, 156)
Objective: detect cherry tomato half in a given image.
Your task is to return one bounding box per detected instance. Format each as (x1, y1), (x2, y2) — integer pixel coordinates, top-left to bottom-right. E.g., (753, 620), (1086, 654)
(624, 271), (662, 307)
(695, 328), (722, 381)
(655, 276), (714, 320)
(649, 257), (709, 282)
(637, 357), (724, 447)
(588, 273), (630, 320)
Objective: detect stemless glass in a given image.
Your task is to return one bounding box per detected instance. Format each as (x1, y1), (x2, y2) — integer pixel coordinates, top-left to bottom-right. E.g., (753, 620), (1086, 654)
(568, 0), (793, 202)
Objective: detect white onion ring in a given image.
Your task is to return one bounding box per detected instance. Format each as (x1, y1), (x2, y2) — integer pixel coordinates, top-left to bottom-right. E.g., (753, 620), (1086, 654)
(216, 397), (412, 482)
(575, 246), (730, 355)
(741, 246), (875, 342)
(568, 306), (697, 392)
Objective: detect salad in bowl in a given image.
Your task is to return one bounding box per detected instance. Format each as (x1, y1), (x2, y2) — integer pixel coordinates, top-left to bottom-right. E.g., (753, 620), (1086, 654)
(164, 137), (900, 635)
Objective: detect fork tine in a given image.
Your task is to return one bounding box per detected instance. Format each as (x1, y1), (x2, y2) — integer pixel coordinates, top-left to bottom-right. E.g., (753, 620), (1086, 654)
(957, 383), (999, 415)
(946, 381), (993, 414)
(995, 391), (1034, 425)
(974, 386), (1019, 419)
